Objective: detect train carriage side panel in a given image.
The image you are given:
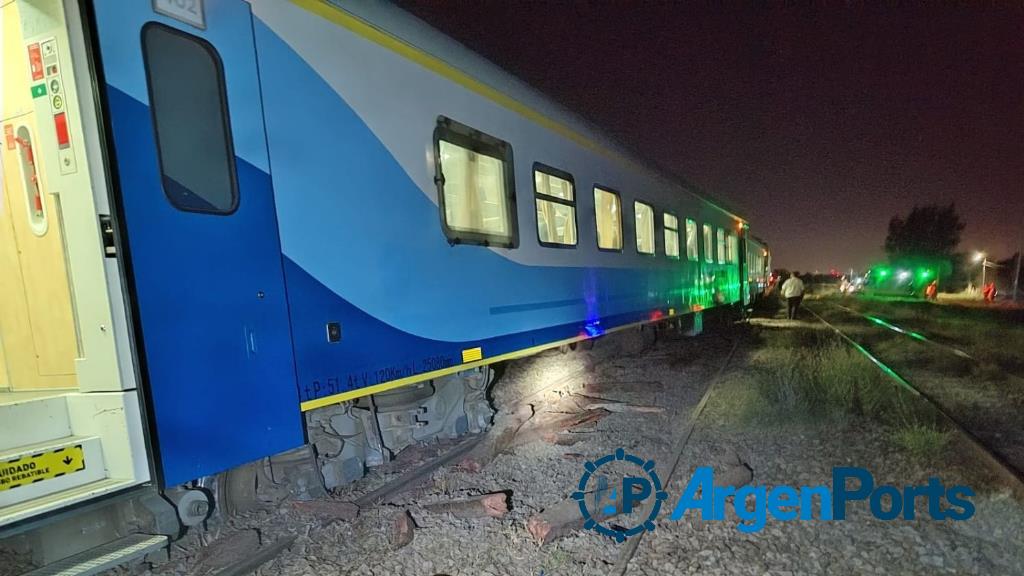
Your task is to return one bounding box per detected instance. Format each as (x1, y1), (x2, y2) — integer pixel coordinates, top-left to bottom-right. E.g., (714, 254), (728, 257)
(252, 1), (745, 409)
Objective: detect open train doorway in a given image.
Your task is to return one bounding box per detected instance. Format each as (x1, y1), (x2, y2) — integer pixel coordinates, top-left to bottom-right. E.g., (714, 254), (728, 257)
(1, 0), (148, 530)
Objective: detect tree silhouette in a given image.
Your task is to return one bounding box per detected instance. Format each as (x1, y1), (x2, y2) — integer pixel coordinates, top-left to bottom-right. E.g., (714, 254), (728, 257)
(884, 203), (965, 259)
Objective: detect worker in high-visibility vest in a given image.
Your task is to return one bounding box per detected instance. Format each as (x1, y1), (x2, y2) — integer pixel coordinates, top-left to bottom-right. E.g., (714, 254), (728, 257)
(983, 282), (997, 303)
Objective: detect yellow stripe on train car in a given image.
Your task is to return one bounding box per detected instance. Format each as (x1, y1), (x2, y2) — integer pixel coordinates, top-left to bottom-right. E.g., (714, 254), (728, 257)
(288, 0), (744, 223)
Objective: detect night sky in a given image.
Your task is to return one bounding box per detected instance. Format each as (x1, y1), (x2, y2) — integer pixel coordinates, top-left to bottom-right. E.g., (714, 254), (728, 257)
(397, 2), (1024, 273)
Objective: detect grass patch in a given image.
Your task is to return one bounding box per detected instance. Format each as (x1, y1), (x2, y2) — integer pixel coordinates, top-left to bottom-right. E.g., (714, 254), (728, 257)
(743, 337), (892, 424)
(834, 295), (1024, 379)
(974, 362), (1009, 383)
(743, 324), (955, 463)
(742, 327), (944, 432)
(891, 424), (949, 460)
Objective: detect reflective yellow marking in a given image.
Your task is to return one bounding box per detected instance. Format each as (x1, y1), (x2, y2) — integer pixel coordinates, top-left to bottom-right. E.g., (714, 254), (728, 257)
(287, 0), (744, 223)
(461, 347), (483, 363)
(0, 444), (86, 492)
(299, 317), (656, 412)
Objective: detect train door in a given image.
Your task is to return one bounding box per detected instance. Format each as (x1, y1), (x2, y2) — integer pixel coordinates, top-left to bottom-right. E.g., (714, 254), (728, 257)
(739, 234), (750, 306)
(91, 1), (302, 485)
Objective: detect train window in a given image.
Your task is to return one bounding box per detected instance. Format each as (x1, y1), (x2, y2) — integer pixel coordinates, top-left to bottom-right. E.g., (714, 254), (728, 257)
(433, 117), (518, 248)
(634, 201), (655, 255)
(703, 224), (714, 263)
(594, 187), (622, 251)
(143, 24), (237, 214)
(727, 233), (739, 263)
(663, 213), (680, 259)
(534, 164), (577, 247)
(717, 228), (726, 264)
(685, 219), (698, 261)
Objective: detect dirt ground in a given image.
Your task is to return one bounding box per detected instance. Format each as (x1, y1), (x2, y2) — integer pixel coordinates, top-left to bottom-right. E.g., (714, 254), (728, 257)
(94, 306), (1024, 576)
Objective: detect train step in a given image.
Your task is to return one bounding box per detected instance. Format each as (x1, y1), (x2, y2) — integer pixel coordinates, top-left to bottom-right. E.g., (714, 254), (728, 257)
(1, 390), (149, 529)
(0, 392), (73, 453)
(22, 533), (168, 576)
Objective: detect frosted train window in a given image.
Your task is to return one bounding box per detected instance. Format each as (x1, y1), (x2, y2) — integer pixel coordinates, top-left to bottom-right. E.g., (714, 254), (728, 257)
(434, 117), (517, 248)
(685, 218), (698, 261)
(703, 224), (714, 263)
(594, 187), (622, 251)
(663, 212), (679, 259)
(534, 164), (577, 247)
(634, 201), (655, 255)
(15, 127), (47, 236)
(143, 24), (237, 214)
(717, 228), (726, 264)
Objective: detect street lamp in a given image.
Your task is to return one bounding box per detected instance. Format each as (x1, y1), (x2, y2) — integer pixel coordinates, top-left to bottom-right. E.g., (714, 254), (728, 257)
(974, 251), (1004, 295)
(973, 252), (988, 289)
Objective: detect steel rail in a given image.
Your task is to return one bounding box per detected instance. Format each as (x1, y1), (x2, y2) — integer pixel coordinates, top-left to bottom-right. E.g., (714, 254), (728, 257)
(611, 337), (740, 575)
(807, 306), (1024, 498)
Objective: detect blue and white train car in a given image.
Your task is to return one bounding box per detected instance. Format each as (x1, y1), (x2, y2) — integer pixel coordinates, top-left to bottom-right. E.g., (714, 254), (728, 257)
(0, 0), (768, 549)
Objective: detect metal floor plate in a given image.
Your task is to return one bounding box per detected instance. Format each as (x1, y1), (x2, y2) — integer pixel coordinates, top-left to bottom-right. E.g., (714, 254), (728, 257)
(24, 533), (168, 576)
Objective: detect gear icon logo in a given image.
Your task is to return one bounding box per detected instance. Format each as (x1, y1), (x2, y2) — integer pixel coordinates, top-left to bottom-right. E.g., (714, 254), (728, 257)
(573, 448), (667, 541)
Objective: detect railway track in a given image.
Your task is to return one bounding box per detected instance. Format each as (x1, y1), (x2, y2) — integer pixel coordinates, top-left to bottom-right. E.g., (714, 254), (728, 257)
(806, 302), (1024, 498)
(832, 303), (974, 359)
(610, 338), (740, 575)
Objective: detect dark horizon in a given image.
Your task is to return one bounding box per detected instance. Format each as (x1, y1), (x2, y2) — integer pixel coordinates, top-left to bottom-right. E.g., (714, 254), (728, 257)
(398, 2), (1024, 273)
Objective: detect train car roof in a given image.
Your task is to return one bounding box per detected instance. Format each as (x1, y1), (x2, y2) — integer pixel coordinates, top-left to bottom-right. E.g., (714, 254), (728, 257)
(322, 0), (746, 223)
(749, 235), (769, 248)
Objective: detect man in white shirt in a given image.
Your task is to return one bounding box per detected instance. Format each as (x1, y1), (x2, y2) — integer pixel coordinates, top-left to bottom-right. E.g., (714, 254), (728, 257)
(781, 272), (805, 320)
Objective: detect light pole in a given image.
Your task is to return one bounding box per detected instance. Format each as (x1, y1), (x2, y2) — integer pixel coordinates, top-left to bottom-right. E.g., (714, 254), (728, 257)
(974, 251), (1005, 297)
(974, 251), (988, 288)
(1014, 250), (1021, 302)
(1014, 235), (1021, 302)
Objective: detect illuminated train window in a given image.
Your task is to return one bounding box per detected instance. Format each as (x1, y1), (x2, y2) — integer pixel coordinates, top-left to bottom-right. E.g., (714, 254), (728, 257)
(717, 227), (726, 264)
(685, 218), (699, 261)
(594, 186), (622, 251)
(703, 224), (714, 263)
(143, 23), (238, 214)
(634, 201), (655, 255)
(15, 126), (47, 236)
(727, 233), (739, 263)
(434, 117), (518, 248)
(533, 164), (577, 247)
(663, 212), (680, 259)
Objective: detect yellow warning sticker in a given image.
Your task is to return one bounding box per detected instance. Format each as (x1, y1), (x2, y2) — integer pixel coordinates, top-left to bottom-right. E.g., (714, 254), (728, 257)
(0, 444), (86, 492)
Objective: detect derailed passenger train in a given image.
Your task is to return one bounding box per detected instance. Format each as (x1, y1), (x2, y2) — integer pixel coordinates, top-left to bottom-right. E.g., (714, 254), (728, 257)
(0, 0), (769, 564)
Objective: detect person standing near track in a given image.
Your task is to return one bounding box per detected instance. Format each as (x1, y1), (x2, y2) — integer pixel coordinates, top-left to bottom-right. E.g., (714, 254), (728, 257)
(781, 271), (805, 319)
